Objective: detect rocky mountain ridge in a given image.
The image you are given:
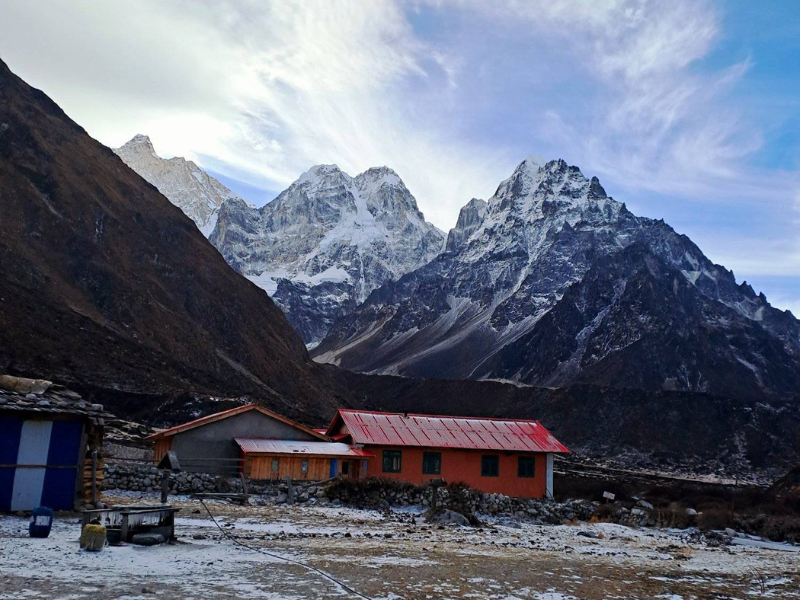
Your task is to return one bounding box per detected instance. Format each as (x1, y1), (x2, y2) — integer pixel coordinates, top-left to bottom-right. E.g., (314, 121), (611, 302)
(210, 164), (445, 344)
(314, 157), (800, 402)
(114, 134), (241, 235)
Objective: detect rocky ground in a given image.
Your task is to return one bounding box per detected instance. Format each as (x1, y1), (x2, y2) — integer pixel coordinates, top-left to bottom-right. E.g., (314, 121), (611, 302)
(1, 492), (798, 600)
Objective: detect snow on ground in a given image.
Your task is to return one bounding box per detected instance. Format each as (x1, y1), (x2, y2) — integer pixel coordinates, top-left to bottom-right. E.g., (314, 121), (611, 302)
(1, 494), (798, 599)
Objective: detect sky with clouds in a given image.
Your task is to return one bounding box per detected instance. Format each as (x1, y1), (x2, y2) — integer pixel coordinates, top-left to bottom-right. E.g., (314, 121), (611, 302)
(1, 0), (798, 313)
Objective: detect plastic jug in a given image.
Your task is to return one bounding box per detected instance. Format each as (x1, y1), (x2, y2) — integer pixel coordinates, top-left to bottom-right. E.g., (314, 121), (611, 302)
(29, 506), (54, 538)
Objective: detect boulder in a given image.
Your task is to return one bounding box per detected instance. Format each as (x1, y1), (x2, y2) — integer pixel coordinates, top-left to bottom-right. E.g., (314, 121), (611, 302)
(131, 533), (165, 546)
(426, 509), (470, 527)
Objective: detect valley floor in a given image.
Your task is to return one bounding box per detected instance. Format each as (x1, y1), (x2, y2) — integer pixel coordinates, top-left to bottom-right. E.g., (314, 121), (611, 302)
(1, 494), (798, 600)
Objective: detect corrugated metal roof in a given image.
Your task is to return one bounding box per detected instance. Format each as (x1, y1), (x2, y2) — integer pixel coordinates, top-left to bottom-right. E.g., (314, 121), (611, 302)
(332, 410), (569, 453)
(235, 439), (374, 457)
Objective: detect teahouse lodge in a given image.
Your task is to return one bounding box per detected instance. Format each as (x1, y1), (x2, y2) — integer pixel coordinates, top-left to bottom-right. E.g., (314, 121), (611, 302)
(326, 409), (569, 498)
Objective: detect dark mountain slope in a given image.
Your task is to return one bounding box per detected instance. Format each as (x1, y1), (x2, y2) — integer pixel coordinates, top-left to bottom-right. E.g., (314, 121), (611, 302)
(0, 59), (346, 423)
(478, 243), (800, 401)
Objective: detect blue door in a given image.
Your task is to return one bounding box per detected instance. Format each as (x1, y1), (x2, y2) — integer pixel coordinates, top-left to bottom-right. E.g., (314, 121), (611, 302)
(0, 417), (24, 511)
(329, 459), (338, 478)
(41, 421), (84, 510)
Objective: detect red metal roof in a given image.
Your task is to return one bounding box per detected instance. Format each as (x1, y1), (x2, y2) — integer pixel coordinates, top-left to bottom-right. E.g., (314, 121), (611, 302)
(235, 439), (373, 458)
(329, 409), (569, 453)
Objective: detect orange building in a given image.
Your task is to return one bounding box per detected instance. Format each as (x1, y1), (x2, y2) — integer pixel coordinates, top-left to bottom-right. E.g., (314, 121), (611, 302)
(326, 409), (569, 498)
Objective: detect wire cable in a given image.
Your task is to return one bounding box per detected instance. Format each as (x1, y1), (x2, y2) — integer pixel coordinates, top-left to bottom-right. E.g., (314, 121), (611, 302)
(197, 498), (375, 600)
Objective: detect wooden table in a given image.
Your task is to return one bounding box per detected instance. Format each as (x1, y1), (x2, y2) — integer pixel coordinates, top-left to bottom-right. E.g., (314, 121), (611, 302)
(81, 505), (181, 543)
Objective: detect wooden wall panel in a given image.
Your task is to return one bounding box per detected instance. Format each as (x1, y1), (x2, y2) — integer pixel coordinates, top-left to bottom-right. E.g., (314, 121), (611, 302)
(246, 455), (331, 481)
(153, 438), (172, 463)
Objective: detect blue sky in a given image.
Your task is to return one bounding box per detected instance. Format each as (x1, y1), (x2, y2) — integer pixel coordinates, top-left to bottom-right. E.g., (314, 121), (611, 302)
(1, 0), (798, 313)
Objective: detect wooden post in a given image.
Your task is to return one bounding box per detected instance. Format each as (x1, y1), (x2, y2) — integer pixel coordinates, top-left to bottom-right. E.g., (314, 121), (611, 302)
(120, 513), (129, 543)
(285, 475), (294, 505)
(167, 508), (176, 542)
(160, 470), (169, 504)
(90, 450), (98, 505)
(76, 423), (91, 510)
(239, 473), (250, 503)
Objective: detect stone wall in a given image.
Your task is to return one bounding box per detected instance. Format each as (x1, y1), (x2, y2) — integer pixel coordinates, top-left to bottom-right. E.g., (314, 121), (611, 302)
(104, 462), (288, 496)
(103, 462), (245, 495)
(321, 478), (598, 524)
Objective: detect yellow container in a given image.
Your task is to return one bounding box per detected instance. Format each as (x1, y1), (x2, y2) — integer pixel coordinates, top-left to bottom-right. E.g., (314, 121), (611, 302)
(80, 523), (106, 552)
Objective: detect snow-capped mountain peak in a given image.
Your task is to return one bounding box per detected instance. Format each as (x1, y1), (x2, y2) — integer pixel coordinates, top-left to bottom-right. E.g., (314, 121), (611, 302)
(357, 165), (403, 188)
(210, 164), (445, 344)
(295, 163), (348, 188)
(119, 133), (158, 157)
(490, 158), (611, 217)
(114, 135), (241, 236)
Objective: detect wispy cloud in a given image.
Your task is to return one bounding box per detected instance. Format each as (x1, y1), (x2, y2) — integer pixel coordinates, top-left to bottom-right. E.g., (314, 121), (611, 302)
(0, 0), (779, 219)
(0, 0), (508, 229)
(435, 0), (773, 199)
(1, 0), (798, 310)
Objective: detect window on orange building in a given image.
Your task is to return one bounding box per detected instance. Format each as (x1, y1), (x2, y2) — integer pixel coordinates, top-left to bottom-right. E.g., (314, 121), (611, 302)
(481, 455), (499, 477)
(422, 452), (442, 474)
(382, 450), (402, 473)
(271, 458), (280, 473)
(518, 456), (536, 478)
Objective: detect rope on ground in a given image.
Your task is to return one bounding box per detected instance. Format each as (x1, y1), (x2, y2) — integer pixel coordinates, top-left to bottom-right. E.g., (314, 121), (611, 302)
(197, 498), (375, 600)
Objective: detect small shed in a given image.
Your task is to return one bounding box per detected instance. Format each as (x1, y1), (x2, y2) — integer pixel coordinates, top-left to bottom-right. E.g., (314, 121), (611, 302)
(148, 404), (370, 479)
(236, 439), (373, 481)
(0, 375), (113, 512)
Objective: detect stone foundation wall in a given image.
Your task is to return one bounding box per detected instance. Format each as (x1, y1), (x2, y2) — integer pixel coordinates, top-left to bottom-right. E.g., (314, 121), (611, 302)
(322, 478), (599, 523)
(104, 462), (289, 496)
(103, 463), (246, 495)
